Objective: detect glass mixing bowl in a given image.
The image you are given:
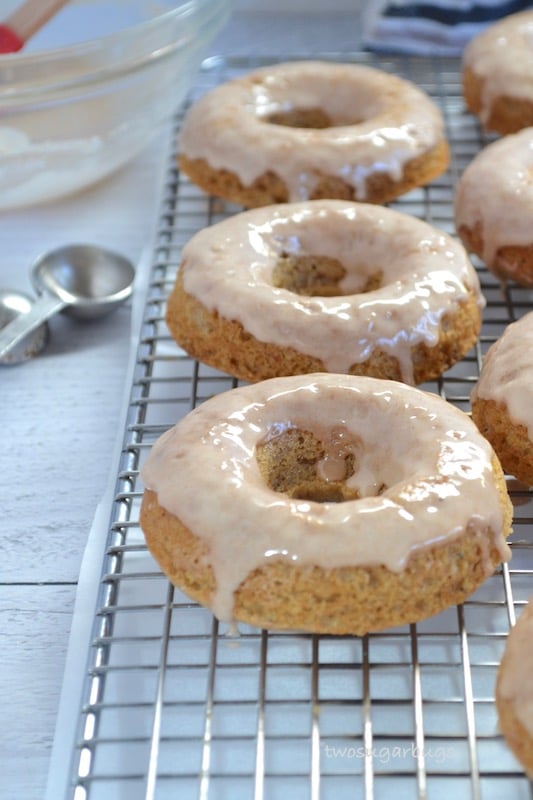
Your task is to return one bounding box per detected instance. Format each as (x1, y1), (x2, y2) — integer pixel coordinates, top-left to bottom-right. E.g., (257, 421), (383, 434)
(0, 0), (232, 209)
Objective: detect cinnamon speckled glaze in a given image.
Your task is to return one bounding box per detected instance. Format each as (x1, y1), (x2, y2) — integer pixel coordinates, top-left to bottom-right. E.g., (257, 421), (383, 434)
(455, 128), (533, 286)
(140, 374), (512, 635)
(472, 312), (533, 485)
(179, 61), (450, 206)
(166, 199), (484, 385)
(462, 10), (533, 134)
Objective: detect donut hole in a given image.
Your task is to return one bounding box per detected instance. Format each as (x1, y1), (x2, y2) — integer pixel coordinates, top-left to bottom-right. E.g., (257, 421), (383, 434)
(266, 107), (331, 128)
(264, 106), (371, 129)
(254, 70), (389, 129)
(272, 253), (382, 297)
(256, 425), (388, 503)
(266, 107), (336, 128)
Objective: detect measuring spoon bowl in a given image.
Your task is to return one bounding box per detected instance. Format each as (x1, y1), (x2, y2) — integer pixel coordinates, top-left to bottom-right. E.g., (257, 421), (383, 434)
(0, 243), (135, 361)
(32, 243), (135, 320)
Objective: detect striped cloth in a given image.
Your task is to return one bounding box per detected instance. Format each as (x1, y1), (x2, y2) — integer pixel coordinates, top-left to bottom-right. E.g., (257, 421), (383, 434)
(362, 0), (533, 55)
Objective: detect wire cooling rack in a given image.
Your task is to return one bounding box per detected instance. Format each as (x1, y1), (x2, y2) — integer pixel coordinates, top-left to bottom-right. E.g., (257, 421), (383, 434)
(66, 54), (533, 800)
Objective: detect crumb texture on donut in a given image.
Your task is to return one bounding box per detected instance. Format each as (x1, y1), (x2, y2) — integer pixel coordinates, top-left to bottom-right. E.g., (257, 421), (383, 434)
(472, 399), (533, 487)
(471, 312), (533, 486)
(141, 487), (508, 636)
(168, 271), (481, 385)
(140, 374), (512, 635)
(178, 61), (449, 206)
(497, 600), (533, 779)
(179, 141), (449, 208)
(463, 66), (533, 135)
(166, 200), (483, 385)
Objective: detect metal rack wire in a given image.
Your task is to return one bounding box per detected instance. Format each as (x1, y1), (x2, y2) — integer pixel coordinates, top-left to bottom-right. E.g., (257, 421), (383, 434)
(68, 54), (533, 800)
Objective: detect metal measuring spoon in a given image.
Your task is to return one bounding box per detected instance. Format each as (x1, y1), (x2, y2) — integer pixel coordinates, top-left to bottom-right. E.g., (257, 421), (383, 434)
(0, 243), (135, 362)
(0, 289), (49, 364)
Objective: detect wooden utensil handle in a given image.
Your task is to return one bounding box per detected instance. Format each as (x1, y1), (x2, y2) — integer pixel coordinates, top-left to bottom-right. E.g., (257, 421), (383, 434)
(6, 0), (70, 43)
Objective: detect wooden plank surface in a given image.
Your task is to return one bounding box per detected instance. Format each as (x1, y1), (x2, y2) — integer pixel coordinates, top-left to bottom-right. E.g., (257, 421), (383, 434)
(0, 584), (75, 800)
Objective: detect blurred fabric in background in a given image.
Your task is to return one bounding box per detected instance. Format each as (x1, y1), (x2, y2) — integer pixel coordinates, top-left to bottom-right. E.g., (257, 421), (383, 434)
(363, 0), (533, 54)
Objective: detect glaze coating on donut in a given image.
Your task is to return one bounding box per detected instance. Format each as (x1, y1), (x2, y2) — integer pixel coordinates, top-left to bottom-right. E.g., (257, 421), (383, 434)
(496, 599), (533, 779)
(454, 128), (533, 286)
(462, 10), (533, 134)
(140, 374), (512, 635)
(472, 312), (533, 486)
(179, 61), (449, 206)
(166, 200), (483, 385)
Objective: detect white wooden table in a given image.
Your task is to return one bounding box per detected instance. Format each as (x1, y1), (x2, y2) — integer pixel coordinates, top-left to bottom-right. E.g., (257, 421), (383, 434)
(0, 10), (366, 799)
(0, 134), (166, 800)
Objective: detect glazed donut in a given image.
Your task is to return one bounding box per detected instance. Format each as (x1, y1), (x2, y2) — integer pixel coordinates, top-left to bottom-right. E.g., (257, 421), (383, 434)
(496, 599), (533, 779)
(454, 127), (533, 286)
(140, 373), (512, 635)
(178, 61), (450, 207)
(166, 199), (484, 385)
(462, 10), (533, 135)
(471, 311), (533, 486)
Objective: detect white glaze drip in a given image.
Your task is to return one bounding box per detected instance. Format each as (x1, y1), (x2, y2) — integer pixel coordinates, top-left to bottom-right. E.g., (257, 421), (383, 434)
(472, 311), (533, 437)
(141, 374), (510, 623)
(463, 10), (533, 124)
(180, 200), (483, 384)
(179, 61), (446, 201)
(454, 127), (533, 269)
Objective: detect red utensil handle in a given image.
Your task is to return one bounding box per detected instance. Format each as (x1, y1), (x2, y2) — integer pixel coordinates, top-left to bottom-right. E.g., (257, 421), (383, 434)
(0, 0), (70, 54)
(0, 24), (24, 54)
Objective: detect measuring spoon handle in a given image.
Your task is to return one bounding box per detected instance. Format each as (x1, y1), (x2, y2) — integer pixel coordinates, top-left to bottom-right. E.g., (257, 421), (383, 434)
(0, 293), (66, 361)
